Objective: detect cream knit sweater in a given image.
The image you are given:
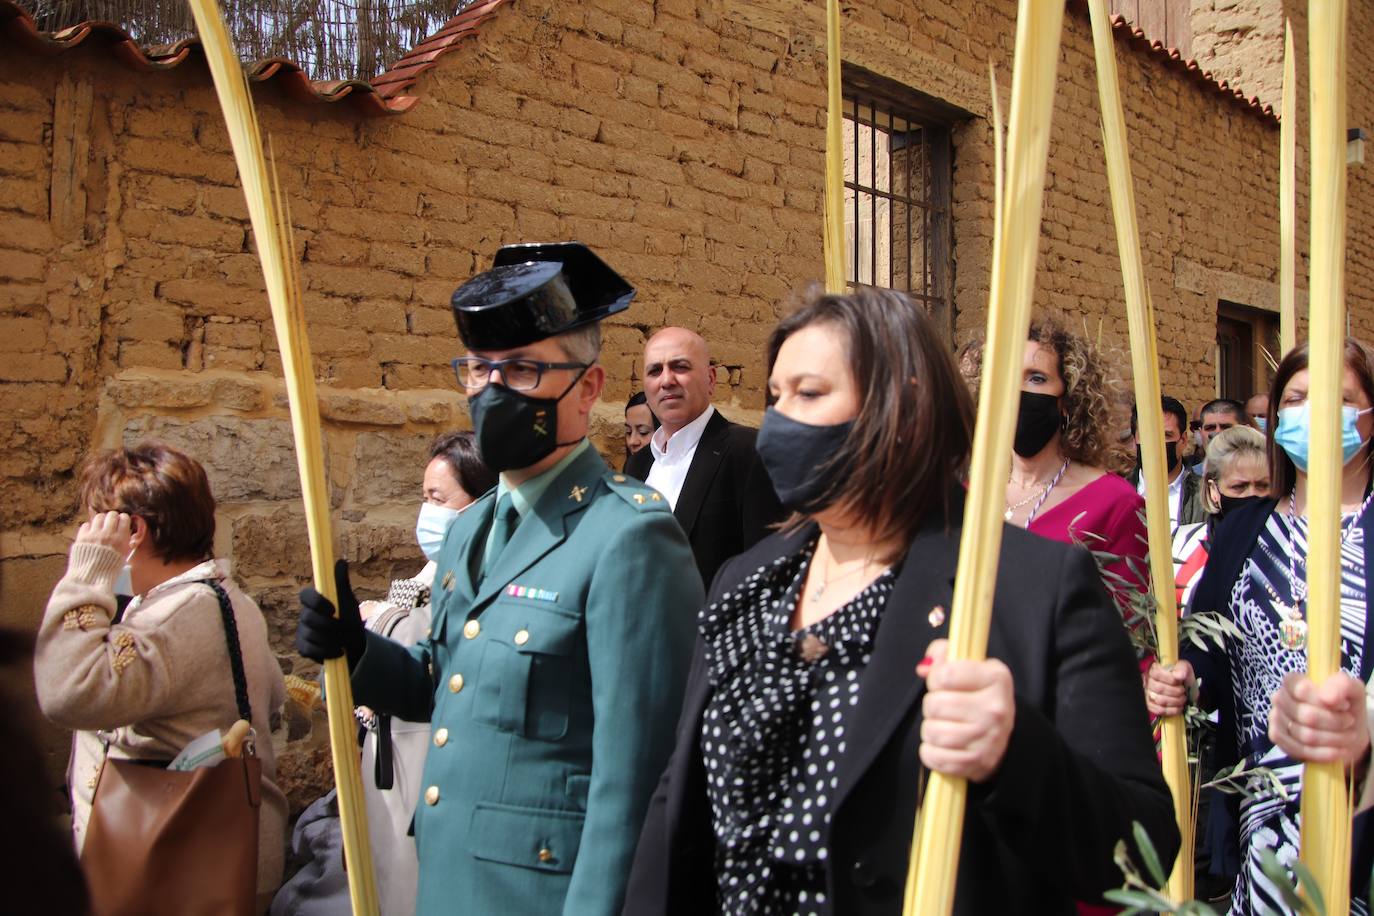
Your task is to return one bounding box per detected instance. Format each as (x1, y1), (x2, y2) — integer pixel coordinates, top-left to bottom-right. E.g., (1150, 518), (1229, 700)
(34, 543), (288, 896)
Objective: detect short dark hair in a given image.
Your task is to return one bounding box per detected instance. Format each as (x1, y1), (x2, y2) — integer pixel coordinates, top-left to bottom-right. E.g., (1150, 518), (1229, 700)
(78, 441), (216, 563)
(1161, 396), (1188, 434)
(1131, 396), (1189, 437)
(625, 392), (660, 429)
(766, 285), (973, 553)
(429, 431), (496, 499)
(1200, 398), (1246, 423)
(1267, 340), (1374, 497)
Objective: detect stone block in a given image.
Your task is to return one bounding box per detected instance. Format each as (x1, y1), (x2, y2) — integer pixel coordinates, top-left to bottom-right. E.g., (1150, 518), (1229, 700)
(246, 583), (305, 659)
(405, 393), (466, 426)
(318, 391), (406, 427)
(107, 373), (263, 411)
(337, 515), (425, 587)
(230, 506), (311, 579)
(124, 415), (306, 502)
(0, 352), (66, 382)
(350, 432), (433, 506)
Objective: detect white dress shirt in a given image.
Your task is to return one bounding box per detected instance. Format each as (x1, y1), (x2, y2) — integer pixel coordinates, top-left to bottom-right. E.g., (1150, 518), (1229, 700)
(645, 404), (715, 510)
(1136, 467), (1186, 530)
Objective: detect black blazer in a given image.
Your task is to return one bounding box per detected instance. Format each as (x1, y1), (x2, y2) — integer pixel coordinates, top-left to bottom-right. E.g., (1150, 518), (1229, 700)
(623, 504), (1179, 915)
(625, 409), (784, 588)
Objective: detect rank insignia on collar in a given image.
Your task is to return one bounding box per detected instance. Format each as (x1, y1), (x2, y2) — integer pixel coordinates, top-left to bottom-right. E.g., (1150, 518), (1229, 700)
(442, 571), (456, 591)
(650, 493), (662, 501)
(570, 485), (588, 503)
(633, 493), (645, 504)
(506, 584), (559, 603)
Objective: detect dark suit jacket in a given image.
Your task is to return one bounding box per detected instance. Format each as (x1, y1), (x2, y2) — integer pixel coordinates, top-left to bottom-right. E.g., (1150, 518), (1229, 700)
(625, 409), (784, 588)
(622, 504), (1179, 916)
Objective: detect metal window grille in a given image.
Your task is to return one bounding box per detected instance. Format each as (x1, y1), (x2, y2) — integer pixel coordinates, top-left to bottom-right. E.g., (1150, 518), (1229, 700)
(842, 91), (954, 338)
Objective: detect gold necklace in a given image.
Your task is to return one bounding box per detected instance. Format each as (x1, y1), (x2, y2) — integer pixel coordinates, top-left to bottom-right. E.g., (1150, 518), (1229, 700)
(1004, 458), (1070, 522)
(808, 542), (880, 603)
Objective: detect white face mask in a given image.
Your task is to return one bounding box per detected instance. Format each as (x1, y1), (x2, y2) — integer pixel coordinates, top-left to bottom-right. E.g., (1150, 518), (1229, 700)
(113, 547), (136, 597)
(416, 502), (464, 561)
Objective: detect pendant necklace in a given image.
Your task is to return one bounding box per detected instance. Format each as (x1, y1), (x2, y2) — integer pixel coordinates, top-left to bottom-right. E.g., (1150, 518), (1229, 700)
(1278, 487), (1374, 651)
(808, 539), (882, 604)
(1005, 458), (1071, 524)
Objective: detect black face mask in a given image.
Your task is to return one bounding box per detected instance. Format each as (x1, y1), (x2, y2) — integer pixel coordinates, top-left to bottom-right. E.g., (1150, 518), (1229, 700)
(755, 407), (854, 511)
(1136, 441), (1180, 474)
(1217, 493), (1261, 517)
(468, 371), (586, 473)
(1013, 391), (1062, 458)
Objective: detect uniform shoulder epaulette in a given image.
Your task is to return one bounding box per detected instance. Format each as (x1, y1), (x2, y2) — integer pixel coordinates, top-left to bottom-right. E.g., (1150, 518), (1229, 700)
(601, 471), (671, 511)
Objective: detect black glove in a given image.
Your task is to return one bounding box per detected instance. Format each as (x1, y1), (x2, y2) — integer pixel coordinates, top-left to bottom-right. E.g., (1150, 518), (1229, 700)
(296, 559), (366, 669)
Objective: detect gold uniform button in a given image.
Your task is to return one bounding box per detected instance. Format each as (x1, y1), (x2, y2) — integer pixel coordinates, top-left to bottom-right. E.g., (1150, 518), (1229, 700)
(434, 728), (449, 747)
(514, 628), (530, 646)
(449, 673), (465, 693)
(538, 848), (554, 863)
(424, 785), (440, 806)
(463, 619), (481, 639)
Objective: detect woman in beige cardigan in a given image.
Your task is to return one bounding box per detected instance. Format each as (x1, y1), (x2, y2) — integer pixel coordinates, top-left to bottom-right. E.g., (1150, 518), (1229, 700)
(34, 441), (288, 910)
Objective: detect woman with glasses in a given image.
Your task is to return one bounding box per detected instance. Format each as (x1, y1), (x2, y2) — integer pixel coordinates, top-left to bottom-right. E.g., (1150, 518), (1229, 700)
(1147, 341), (1374, 914)
(624, 286), (1175, 915)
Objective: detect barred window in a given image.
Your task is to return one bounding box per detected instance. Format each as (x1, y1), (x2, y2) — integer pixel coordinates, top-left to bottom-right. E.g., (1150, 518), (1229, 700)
(842, 69), (959, 341)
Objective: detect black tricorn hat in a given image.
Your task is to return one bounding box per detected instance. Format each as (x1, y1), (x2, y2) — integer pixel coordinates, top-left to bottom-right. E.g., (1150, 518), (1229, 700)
(450, 242), (636, 351)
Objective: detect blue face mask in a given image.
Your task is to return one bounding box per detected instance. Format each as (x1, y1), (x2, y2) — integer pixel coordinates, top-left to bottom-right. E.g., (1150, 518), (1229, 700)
(1273, 402), (1373, 471)
(416, 502), (465, 561)
(1253, 416), (1267, 433)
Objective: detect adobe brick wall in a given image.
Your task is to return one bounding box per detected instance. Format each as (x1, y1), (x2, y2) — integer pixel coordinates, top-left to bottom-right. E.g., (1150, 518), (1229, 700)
(2, 0), (1368, 802)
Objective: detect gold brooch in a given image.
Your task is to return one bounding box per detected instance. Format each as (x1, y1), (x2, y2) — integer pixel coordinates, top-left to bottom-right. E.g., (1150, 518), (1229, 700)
(798, 634), (829, 663)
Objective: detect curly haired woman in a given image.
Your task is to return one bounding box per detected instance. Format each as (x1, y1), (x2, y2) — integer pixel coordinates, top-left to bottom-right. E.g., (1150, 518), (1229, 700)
(963, 315), (1148, 628)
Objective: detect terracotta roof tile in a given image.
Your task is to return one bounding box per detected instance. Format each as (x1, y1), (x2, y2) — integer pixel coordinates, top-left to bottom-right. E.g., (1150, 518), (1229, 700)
(1100, 9), (1277, 124)
(3, 0), (1276, 124)
(0, 0), (511, 116)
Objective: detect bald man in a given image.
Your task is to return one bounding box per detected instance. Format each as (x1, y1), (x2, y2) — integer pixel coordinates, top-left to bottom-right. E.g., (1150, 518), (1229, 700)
(625, 327), (783, 587)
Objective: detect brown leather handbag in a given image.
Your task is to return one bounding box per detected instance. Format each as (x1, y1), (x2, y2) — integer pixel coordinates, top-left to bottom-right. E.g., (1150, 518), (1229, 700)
(81, 581), (262, 916)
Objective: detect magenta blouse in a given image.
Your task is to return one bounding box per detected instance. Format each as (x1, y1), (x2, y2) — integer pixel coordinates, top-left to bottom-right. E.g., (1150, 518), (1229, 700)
(1027, 472), (1149, 621)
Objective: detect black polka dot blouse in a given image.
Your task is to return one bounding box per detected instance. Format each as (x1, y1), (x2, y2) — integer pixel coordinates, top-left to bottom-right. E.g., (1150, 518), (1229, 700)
(699, 540), (895, 916)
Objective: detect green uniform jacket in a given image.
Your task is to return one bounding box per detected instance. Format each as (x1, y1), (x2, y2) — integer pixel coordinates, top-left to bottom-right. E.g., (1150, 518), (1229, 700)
(351, 444), (702, 916)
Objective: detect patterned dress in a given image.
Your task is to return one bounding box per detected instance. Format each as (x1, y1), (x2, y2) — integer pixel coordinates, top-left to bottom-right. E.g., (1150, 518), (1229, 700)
(699, 541), (895, 916)
(1226, 510), (1368, 915)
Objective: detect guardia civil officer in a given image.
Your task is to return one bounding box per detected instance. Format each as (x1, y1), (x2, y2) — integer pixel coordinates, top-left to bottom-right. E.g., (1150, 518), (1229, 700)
(296, 243), (703, 915)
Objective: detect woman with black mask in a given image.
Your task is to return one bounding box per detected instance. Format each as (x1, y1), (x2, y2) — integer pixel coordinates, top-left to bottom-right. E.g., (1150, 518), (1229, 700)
(1171, 425), (1270, 611)
(1147, 341), (1374, 914)
(622, 286), (1177, 915)
(962, 315), (1148, 632)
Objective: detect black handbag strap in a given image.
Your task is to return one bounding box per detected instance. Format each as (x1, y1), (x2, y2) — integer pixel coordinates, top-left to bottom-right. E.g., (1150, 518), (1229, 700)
(374, 714), (396, 791)
(200, 579), (253, 725)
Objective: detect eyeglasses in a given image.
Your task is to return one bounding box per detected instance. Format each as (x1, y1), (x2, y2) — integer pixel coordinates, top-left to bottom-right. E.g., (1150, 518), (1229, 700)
(451, 356), (588, 392)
